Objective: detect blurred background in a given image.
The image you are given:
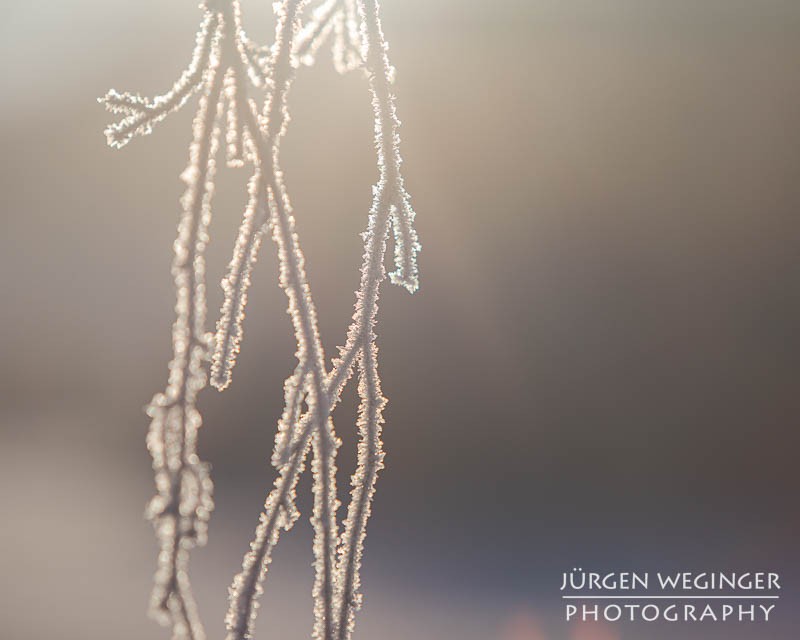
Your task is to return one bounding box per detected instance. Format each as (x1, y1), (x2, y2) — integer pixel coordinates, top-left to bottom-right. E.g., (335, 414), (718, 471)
(1, 1), (799, 639)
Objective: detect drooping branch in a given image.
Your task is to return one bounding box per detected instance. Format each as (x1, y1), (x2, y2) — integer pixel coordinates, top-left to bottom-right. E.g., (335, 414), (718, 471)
(102, 1), (421, 640)
(100, 5), (261, 639)
(333, 1), (419, 636)
(221, 3), (342, 639)
(142, 20), (226, 640)
(223, 1), (421, 635)
(100, 12), (220, 149)
(212, 0), (306, 392)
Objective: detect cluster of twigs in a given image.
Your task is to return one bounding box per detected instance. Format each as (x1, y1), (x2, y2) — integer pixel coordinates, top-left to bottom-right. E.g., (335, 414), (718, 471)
(100, 1), (420, 639)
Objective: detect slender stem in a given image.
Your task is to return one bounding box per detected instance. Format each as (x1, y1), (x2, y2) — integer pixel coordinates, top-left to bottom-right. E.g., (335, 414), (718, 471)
(102, 12), (220, 148)
(105, 4), (420, 640)
(145, 21), (226, 640)
(333, 0), (409, 636)
(222, 4), (341, 639)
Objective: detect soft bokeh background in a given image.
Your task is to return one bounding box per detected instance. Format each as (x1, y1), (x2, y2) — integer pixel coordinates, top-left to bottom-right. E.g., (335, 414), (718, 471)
(1, 1), (799, 638)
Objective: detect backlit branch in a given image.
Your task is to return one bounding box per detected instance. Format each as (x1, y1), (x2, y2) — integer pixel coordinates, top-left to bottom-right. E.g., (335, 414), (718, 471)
(101, 1), (421, 639)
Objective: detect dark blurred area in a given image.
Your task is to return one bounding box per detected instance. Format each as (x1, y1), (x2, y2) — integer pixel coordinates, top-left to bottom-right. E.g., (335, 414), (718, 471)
(1, 1), (799, 639)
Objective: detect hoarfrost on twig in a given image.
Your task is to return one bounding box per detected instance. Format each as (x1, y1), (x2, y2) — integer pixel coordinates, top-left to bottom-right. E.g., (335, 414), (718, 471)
(209, 170), (267, 391)
(101, 0), (421, 639)
(139, 18), (226, 638)
(100, 12), (220, 149)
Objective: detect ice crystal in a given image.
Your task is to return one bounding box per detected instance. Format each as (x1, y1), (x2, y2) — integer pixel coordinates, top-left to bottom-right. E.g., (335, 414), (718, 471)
(101, 1), (420, 639)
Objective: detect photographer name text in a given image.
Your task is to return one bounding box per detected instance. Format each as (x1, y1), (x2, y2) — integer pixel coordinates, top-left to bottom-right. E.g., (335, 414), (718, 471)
(560, 570), (781, 623)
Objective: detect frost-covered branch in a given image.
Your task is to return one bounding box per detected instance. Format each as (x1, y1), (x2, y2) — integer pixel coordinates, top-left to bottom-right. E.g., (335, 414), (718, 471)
(331, 2), (418, 636)
(100, 4), (262, 638)
(224, 1), (420, 637)
(100, 12), (220, 148)
(210, 0), (306, 391)
(220, 3), (342, 639)
(141, 23), (225, 640)
(101, 1), (421, 639)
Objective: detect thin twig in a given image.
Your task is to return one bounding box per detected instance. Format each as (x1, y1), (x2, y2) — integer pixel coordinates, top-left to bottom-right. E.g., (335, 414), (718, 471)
(102, 2), (420, 639)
